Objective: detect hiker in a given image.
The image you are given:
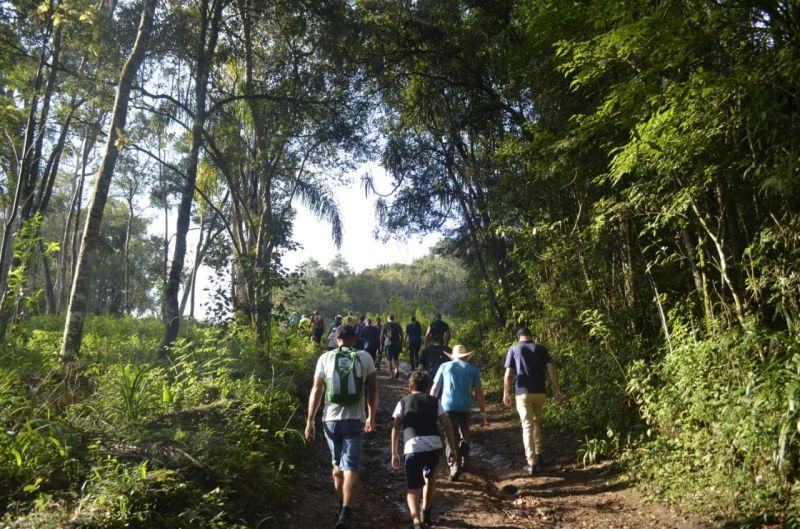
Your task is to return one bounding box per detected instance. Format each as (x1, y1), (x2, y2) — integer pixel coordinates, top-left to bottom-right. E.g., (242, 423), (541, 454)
(503, 326), (564, 475)
(424, 313), (451, 346)
(312, 310), (326, 345)
(430, 344), (488, 481)
(298, 313), (312, 339)
(391, 371), (457, 529)
(405, 315), (423, 370)
(355, 315), (367, 348)
(305, 325), (378, 529)
(381, 314), (404, 379)
(374, 317), (382, 366)
(342, 311), (357, 327)
(330, 314), (343, 334)
(326, 326), (338, 350)
(361, 318), (380, 365)
(419, 334), (449, 379)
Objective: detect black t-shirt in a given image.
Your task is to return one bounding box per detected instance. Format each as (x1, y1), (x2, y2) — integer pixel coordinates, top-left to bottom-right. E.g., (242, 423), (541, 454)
(399, 393), (440, 445)
(382, 322), (402, 345)
(428, 319), (450, 338)
(362, 325), (380, 350)
(420, 344), (449, 378)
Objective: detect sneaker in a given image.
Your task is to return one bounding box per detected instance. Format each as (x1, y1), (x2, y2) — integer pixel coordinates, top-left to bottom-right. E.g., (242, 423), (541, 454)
(413, 524), (423, 529)
(335, 508), (351, 529)
(523, 464), (535, 476)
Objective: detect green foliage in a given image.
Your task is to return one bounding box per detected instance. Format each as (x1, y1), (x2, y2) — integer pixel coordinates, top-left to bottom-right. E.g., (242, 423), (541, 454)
(0, 317), (316, 528)
(626, 320), (800, 519)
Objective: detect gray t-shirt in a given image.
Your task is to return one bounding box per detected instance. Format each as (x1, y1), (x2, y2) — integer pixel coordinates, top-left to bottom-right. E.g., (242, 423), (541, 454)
(314, 349), (376, 422)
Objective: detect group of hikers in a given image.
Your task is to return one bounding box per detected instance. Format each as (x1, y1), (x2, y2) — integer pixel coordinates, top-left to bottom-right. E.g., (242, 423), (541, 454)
(304, 314), (564, 529)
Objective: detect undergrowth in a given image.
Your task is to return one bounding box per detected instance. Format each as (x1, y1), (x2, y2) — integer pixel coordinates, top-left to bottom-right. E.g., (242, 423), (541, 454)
(0, 316), (318, 528)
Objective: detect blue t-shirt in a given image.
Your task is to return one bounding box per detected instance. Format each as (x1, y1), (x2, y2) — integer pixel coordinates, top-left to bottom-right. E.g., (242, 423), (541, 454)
(434, 360), (481, 412)
(504, 341), (552, 395)
(406, 321), (422, 343)
(361, 325), (380, 350)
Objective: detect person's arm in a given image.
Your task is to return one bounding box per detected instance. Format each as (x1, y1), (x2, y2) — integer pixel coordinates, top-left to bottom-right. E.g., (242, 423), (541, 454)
(429, 381), (440, 398)
(474, 385), (489, 427)
(546, 363), (564, 402)
(391, 416), (402, 469)
(305, 377), (325, 441)
(438, 413), (458, 464)
(365, 372), (378, 432)
(503, 367), (514, 406)
(424, 325), (431, 345)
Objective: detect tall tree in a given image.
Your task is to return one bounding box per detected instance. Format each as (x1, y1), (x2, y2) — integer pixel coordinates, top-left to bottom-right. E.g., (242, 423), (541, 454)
(60, 0), (158, 362)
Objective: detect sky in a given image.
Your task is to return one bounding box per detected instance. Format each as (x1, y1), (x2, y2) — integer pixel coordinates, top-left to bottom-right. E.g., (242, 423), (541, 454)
(282, 162), (440, 272)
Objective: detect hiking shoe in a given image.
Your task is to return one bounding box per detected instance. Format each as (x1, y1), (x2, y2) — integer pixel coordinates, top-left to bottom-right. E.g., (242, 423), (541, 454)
(523, 464), (535, 476)
(413, 523), (423, 529)
(335, 508), (351, 529)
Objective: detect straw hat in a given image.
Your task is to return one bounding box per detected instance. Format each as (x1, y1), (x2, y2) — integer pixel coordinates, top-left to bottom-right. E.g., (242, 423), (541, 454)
(446, 344), (474, 360)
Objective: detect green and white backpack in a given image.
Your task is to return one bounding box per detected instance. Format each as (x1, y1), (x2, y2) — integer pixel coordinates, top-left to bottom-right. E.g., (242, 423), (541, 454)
(325, 347), (364, 405)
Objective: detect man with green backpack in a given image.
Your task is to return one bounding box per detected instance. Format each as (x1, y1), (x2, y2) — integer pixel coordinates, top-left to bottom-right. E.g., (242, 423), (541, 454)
(305, 325), (378, 529)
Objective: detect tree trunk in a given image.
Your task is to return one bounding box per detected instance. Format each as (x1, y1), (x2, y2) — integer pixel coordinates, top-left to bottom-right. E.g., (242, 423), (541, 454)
(160, 0), (224, 354)
(60, 0), (157, 363)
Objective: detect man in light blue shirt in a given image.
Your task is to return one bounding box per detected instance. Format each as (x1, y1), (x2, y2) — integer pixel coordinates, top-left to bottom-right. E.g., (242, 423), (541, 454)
(430, 345), (488, 480)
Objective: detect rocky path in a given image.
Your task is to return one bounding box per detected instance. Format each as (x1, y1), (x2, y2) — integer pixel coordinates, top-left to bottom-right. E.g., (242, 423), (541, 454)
(283, 363), (710, 529)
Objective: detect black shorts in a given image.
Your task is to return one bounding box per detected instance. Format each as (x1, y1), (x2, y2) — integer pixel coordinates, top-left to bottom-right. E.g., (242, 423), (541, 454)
(404, 449), (442, 490)
(384, 343), (401, 361)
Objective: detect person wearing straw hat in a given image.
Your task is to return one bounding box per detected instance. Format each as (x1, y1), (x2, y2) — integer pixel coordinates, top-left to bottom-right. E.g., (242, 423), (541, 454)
(503, 326), (564, 476)
(430, 344), (488, 480)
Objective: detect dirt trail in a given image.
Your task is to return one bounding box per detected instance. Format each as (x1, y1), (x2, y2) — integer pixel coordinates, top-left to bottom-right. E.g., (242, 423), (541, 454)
(284, 363), (711, 529)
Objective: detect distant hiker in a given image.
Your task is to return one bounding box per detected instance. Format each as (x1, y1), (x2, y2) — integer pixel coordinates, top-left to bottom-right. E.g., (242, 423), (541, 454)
(503, 326), (564, 475)
(326, 327), (338, 350)
(381, 314), (404, 379)
(312, 310), (326, 344)
(419, 334), (449, 379)
(305, 325), (378, 529)
(342, 311), (357, 327)
(405, 315), (423, 370)
(391, 371), (457, 529)
(355, 315), (367, 348)
(430, 344), (488, 481)
(374, 317), (382, 366)
(361, 318), (380, 364)
(298, 313), (312, 338)
(424, 313), (451, 346)
(330, 314), (343, 334)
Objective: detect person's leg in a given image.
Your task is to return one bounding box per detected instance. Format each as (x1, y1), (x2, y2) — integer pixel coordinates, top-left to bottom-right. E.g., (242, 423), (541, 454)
(421, 449), (441, 514)
(338, 420), (364, 508)
(457, 412), (472, 467)
(406, 489), (422, 525)
(404, 452), (427, 525)
(529, 393), (547, 462)
(515, 393), (536, 466)
(332, 466), (344, 502)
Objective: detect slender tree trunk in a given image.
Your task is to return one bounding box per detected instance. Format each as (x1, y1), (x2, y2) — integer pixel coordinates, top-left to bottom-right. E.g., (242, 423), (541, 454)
(124, 197), (134, 314)
(160, 0), (224, 354)
(60, 0), (157, 362)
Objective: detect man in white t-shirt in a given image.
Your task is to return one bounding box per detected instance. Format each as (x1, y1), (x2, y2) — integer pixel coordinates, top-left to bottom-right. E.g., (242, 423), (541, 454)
(305, 325), (378, 529)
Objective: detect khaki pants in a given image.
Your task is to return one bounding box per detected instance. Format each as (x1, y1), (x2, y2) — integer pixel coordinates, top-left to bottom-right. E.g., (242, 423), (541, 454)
(515, 393), (546, 465)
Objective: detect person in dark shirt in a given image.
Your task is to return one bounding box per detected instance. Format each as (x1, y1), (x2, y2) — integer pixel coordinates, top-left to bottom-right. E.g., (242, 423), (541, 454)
(419, 335), (449, 379)
(405, 315), (423, 369)
(380, 314), (404, 379)
(503, 326), (563, 475)
(361, 318), (381, 365)
(424, 313), (451, 347)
